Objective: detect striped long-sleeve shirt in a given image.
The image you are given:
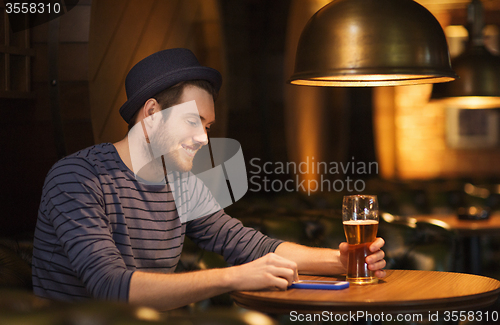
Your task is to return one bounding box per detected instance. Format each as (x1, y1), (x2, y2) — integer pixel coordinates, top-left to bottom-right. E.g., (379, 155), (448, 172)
(32, 143), (282, 302)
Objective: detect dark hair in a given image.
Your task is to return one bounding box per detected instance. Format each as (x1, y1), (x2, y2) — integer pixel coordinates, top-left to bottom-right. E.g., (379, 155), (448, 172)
(127, 79), (217, 131)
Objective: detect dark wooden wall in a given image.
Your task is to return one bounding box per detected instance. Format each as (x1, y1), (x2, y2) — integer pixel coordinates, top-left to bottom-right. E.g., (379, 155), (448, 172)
(89, 0), (227, 144)
(0, 0), (94, 238)
(0, 0), (230, 238)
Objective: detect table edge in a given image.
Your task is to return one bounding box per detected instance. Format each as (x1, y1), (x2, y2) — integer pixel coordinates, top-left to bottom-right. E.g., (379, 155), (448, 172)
(230, 270), (500, 314)
(231, 290), (500, 314)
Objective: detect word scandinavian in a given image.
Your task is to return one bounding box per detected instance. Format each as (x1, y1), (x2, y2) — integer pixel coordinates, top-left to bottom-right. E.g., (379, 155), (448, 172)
(249, 157), (378, 196)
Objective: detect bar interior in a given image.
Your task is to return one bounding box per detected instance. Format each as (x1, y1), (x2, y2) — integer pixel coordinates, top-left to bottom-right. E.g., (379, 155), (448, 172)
(1, 0), (500, 324)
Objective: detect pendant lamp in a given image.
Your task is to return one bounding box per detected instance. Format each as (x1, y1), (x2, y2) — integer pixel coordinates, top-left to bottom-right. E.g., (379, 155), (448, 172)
(289, 0), (458, 87)
(431, 0), (500, 108)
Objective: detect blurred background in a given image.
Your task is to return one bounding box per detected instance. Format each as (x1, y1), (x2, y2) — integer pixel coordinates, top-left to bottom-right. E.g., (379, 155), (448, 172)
(2, 0), (500, 235)
(1, 0), (500, 323)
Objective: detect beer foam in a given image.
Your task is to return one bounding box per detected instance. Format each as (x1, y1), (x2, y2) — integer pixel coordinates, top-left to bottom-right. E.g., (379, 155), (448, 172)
(343, 220), (378, 225)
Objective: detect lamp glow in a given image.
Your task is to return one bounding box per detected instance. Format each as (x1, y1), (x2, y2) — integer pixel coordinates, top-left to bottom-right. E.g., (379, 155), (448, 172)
(289, 0), (457, 87)
(431, 0), (500, 107)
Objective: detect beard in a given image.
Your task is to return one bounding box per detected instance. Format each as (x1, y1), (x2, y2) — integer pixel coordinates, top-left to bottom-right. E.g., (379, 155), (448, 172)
(161, 148), (194, 173)
(145, 113), (203, 174)
(133, 149), (193, 184)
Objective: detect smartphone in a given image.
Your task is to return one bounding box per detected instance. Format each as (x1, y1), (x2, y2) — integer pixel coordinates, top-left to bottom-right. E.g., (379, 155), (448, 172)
(288, 280), (349, 290)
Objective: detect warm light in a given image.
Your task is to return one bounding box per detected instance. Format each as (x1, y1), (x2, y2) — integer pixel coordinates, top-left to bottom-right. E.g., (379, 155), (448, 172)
(445, 25), (469, 58)
(464, 183), (490, 198)
(415, 0), (472, 11)
(445, 25), (468, 38)
(134, 307), (161, 321)
(431, 0), (500, 108)
(291, 75), (456, 87)
(290, 0), (457, 87)
(315, 75), (445, 81)
(242, 311), (275, 325)
(436, 96), (500, 109)
(422, 218), (452, 230)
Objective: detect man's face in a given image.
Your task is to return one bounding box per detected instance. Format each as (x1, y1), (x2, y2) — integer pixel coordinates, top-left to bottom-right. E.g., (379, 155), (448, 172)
(149, 86), (215, 172)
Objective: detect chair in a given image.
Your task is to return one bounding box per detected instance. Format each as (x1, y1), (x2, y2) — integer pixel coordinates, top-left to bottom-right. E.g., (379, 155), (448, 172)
(379, 213), (456, 272)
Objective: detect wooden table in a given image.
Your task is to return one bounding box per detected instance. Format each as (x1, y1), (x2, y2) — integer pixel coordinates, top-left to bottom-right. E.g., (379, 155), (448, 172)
(412, 213), (500, 274)
(231, 270), (500, 314)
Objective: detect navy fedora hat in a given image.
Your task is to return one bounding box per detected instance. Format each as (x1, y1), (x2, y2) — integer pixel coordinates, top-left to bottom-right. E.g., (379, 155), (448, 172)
(119, 48), (222, 123)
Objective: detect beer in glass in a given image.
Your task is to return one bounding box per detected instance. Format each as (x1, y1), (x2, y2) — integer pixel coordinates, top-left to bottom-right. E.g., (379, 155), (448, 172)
(342, 195), (379, 285)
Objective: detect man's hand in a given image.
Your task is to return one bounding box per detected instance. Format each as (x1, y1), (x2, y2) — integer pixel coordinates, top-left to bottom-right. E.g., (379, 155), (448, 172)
(339, 237), (386, 278)
(130, 241), (385, 311)
(129, 253), (297, 310)
(226, 253), (298, 291)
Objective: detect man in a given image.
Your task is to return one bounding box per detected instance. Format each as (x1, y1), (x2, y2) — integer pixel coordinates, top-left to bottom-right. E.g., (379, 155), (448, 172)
(32, 49), (386, 311)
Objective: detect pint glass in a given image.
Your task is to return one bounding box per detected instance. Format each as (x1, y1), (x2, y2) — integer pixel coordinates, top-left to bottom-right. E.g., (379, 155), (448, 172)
(342, 195), (379, 285)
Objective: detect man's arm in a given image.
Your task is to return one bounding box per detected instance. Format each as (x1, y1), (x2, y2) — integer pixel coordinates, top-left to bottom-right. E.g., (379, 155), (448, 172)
(36, 156), (134, 301)
(128, 238), (387, 311)
(128, 252), (297, 311)
(274, 238), (387, 278)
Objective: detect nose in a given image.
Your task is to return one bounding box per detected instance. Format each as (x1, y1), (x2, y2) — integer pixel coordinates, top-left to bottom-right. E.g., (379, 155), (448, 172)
(193, 131), (208, 146)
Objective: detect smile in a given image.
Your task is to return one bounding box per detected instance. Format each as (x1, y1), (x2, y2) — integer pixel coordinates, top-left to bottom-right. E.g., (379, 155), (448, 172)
(181, 144), (198, 157)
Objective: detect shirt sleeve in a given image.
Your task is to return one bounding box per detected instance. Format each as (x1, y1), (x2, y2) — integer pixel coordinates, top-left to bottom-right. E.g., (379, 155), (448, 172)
(185, 210), (284, 265)
(42, 156), (134, 301)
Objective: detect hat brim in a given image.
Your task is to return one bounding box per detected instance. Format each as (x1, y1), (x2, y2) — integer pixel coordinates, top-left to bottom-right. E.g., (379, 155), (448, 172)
(119, 66), (222, 124)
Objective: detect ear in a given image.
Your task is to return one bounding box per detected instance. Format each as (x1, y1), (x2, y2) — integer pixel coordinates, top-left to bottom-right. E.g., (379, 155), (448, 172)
(142, 98), (160, 118)
(140, 98), (160, 127)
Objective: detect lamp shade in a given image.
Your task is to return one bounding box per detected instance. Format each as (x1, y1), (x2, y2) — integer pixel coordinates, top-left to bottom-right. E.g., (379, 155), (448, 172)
(289, 0), (458, 87)
(431, 45), (500, 108)
(431, 0), (500, 109)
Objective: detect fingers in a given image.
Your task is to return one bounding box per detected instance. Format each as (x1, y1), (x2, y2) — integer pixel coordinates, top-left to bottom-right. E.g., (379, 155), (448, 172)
(366, 238), (386, 276)
(374, 269), (386, 278)
(339, 242), (349, 253)
(262, 253), (298, 288)
(366, 244), (385, 268)
(268, 265), (296, 286)
(338, 242), (348, 270)
(367, 257), (386, 271)
(366, 248), (385, 264)
(369, 237), (385, 252)
(268, 273), (291, 290)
